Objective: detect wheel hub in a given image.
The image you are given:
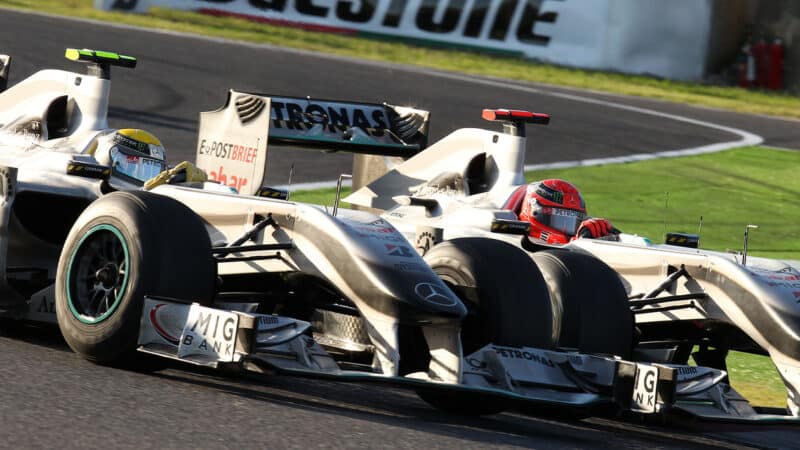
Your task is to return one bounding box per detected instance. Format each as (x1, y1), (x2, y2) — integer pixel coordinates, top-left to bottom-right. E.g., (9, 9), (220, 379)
(66, 225), (130, 323)
(95, 263), (119, 288)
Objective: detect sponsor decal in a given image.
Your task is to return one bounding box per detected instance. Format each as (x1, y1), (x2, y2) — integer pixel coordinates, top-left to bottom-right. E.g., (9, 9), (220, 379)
(414, 282), (457, 307)
(66, 161), (112, 180)
(113, 132), (150, 154)
(269, 99), (390, 137)
(208, 165), (249, 193)
(198, 139), (259, 164)
(490, 219), (531, 235)
(765, 274), (800, 281)
(103, 0), (563, 51)
(196, 91), (269, 196)
(535, 183), (563, 204)
(767, 281), (800, 289)
(352, 225), (404, 241)
(378, 233), (405, 242)
(102, 0), (721, 81)
(492, 346), (555, 367)
(180, 308), (237, 360)
(676, 366), (697, 375)
(385, 243), (414, 257)
(149, 303), (180, 345)
(633, 365), (658, 412)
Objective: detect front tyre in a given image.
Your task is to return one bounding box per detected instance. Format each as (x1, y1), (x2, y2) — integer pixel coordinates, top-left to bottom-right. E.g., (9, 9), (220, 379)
(56, 191), (216, 364)
(417, 238), (554, 415)
(531, 249), (633, 359)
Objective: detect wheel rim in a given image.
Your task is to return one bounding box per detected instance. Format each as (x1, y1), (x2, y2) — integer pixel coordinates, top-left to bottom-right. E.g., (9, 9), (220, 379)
(66, 224), (130, 324)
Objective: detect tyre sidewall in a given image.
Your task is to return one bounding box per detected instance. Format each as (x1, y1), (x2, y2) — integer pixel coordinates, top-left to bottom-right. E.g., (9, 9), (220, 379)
(56, 198), (154, 362)
(532, 249), (633, 359)
(424, 238), (554, 352)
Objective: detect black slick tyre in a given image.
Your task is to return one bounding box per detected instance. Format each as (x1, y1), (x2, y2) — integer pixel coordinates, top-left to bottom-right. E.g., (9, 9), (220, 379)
(417, 237), (554, 415)
(55, 191), (216, 365)
(531, 249), (633, 359)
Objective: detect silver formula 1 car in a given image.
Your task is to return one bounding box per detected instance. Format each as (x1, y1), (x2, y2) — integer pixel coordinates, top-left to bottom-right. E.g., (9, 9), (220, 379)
(200, 86), (800, 422)
(339, 104), (800, 422)
(0, 48), (697, 420)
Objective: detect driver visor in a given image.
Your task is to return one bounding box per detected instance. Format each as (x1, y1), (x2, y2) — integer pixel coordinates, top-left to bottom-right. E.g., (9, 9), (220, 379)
(534, 206), (586, 236)
(110, 146), (166, 184)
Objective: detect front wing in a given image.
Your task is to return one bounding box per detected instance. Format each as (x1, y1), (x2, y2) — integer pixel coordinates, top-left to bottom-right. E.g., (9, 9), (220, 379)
(136, 297), (798, 423)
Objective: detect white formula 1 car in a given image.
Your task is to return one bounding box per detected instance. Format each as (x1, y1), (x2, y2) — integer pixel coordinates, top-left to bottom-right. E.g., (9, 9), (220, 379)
(340, 105), (800, 422)
(0, 48), (695, 420)
(205, 87), (800, 422)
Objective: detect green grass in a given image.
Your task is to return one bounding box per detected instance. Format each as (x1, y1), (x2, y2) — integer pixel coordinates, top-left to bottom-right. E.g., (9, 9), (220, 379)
(292, 187), (351, 207)
(3, 0), (800, 119)
(724, 352), (786, 407)
(527, 146), (800, 260)
(296, 146), (800, 260)
(291, 146), (799, 407)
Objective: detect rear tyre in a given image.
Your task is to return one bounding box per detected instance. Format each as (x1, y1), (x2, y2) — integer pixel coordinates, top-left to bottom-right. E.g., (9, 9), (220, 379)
(416, 238), (554, 415)
(531, 249), (633, 359)
(55, 191), (216, 365)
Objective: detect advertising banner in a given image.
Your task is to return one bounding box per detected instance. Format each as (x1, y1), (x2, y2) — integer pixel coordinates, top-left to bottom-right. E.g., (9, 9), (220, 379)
(96, 0), (715, 80)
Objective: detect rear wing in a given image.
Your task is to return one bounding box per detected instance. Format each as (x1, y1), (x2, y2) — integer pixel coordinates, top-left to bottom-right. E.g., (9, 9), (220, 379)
(196, 90), (430, 195)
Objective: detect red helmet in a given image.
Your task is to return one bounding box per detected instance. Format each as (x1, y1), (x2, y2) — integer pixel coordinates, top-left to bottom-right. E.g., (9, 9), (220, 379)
(518, 179), (587, 244)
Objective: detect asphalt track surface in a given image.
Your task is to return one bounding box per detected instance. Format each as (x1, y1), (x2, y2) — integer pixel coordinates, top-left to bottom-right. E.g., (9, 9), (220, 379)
(2, 9), (800, 449)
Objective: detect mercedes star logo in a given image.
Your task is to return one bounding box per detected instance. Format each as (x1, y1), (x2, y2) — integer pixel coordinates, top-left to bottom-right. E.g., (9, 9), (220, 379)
(414, 282), (457, 307)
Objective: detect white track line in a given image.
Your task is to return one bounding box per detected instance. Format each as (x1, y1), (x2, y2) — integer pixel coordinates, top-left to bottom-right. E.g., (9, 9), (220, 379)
(1, 7), (764, 189)
(283, 76), (762, 189)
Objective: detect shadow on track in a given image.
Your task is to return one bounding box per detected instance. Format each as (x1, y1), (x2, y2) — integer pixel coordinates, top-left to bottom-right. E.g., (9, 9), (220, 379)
(0, 321), (751, 448)
(152, 366), (735, 449)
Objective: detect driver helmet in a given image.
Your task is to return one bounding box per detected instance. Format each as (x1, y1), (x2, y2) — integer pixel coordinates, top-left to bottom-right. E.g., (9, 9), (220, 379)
(518, 179), (587, 244)
(93, 129), (167, 184)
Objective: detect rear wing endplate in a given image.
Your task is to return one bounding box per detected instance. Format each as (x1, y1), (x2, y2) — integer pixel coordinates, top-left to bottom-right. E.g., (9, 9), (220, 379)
(196, 90), (430, 196)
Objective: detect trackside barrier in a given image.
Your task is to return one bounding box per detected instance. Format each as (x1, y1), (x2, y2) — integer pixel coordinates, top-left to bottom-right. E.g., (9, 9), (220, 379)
(96, 0), (748, 81)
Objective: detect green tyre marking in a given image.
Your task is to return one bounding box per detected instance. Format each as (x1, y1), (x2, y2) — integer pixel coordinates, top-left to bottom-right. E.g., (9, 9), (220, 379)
(65, 224), (131, 325)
